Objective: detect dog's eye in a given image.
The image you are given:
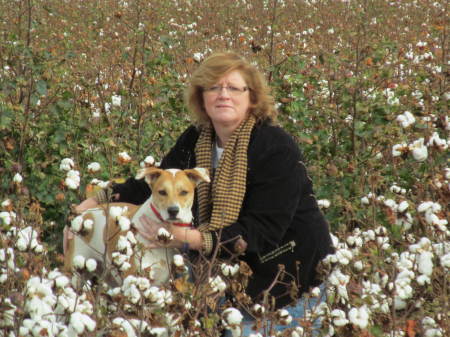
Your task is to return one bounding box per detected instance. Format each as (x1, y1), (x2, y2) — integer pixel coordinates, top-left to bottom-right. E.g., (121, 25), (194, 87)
(158, 190), (167, 196)
(179, 190), (188, 196)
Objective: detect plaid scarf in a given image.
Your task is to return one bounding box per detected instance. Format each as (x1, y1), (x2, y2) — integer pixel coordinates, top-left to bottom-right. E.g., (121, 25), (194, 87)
(195, 116), (256, 231)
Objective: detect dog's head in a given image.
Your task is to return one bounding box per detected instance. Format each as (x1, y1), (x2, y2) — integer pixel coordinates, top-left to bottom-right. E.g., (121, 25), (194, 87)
(136, 167), (210, 223)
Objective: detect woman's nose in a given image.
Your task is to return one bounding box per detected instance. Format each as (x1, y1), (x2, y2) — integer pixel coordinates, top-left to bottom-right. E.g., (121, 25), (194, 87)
(217, 87), (231, 98)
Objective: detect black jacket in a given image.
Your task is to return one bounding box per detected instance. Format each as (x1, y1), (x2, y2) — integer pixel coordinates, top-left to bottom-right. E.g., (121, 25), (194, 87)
(112, 121), (334, 308)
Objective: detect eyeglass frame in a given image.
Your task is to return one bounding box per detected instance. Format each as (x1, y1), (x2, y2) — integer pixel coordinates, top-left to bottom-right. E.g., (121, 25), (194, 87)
(203, 85), (250, 96)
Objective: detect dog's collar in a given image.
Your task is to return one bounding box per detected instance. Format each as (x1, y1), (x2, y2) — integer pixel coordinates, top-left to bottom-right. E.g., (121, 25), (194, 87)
(150, 203), (192, 227)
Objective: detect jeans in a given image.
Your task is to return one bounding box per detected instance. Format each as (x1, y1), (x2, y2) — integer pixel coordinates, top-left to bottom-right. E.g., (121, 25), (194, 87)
(223, 283), (326, 337)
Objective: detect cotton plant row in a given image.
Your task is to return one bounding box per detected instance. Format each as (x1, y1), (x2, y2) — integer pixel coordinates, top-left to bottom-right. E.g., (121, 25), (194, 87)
(1, 186), (449, 336)
(318, 223), (449, 336)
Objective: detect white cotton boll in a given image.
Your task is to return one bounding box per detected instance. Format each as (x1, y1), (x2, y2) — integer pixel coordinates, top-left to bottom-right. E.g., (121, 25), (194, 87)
(157, 227), (173, 242)
(112, 252), (127, 266)
(417, 251), (434, 276)
(0, 211), (13, 225)
(440, 253), (450, 268)
(71, 216), (84, 232)
(120, 262), (131, 271)
(111, 94), (121, 107)
(87, 162), (101, 173)
(318, 199), (331, 209)
(193, 52), (203, 62)
(221, 263), (240, 277)
(55, 275), (70, 288)
(86, 259), (97, 272)
(348, 306), (370, 329)
(149, 327), (168, 337)
(331, 309), (349, 327)
(73, 255), (86, 269)
(222, 307), (243, 326)
(361, 196), (370, 205)
(70, 312), (86, 334)
(354, 260), (364, 271)
(445, 168), (450, 180)
(117, 235), (130, 251)
(209, 275), (227, 293)
(118, 151), (131, 163)
(16, 238), (28, 251)
(173, 254), (185, 267)
(60, 158), (75, 171)
(34, 244), (44, 253)
(118, 216), (131, 231)
(392, 143), (407, 157)
(126, 231), (137, 245)
(83, 219), (93, 231)
(397, 201), (409, 213)
(383, 199), (398, 211)
(140, 155), (156, 168)
(409, 138), (428, 162)
(276, 308), (293, 325)
(311, 286), (321, 297)
(13, 173), (23, 183)
(80, 313), (96, 332)
(417, 274), (431, 285)
(424, 328), (444, 337)
(65, 176), (79, 189)
(417, 201), (433, 213)
(109, 206), (124, 219)
(336, 248), (353, 265)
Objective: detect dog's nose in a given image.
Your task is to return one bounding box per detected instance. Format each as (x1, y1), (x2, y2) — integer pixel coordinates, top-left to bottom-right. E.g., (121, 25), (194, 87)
(167, 206), (179, 218)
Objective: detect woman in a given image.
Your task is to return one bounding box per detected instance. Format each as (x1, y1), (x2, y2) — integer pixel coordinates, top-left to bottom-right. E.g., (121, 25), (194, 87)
(75, 52), (334, 334)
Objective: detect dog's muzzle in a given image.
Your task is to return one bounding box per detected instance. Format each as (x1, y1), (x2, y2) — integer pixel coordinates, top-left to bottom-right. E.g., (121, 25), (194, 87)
(167, 206), (179, 219)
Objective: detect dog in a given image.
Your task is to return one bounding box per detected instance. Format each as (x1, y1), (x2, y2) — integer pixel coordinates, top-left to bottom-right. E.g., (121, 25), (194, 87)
(64, 166), (210, 286)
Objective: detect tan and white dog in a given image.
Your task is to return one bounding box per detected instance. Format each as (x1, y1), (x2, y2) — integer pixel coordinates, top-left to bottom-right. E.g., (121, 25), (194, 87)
(64, 167), (210, 285)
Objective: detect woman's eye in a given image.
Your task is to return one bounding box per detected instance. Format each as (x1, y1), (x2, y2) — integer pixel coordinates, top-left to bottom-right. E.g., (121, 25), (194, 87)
(180, 190), (188, 196)
(158, 190), (167, 196)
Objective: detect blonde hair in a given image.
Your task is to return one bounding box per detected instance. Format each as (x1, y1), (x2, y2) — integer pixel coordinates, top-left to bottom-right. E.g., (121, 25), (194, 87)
(185, 52), (277, 126)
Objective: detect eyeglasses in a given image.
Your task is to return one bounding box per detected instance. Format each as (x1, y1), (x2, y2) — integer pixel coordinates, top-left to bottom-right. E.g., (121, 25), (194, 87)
(203, 85), (249, 96)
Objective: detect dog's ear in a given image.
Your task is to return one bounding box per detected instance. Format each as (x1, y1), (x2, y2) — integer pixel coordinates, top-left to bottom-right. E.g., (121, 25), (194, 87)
(184, 168), (210, 186)
(135, 167), (163, 186)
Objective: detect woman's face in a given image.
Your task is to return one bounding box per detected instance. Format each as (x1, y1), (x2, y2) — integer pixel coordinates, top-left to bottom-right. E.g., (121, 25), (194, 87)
(202, 70), (250, 132)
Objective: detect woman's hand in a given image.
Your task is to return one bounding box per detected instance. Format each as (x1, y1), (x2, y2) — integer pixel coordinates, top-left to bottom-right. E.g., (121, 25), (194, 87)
(134, 214), (171, 248)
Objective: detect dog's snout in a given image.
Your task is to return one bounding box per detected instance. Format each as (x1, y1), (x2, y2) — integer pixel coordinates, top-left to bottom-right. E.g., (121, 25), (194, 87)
(167, 206), (179, 218)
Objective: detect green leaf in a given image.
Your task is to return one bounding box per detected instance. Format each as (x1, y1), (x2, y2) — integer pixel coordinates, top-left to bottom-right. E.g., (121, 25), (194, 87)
(36, 79), (47, 96)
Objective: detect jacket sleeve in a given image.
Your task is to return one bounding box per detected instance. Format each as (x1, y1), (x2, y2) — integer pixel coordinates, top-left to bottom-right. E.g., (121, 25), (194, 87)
(211, 136), (306, 256)
(110, 125), (198, 205)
